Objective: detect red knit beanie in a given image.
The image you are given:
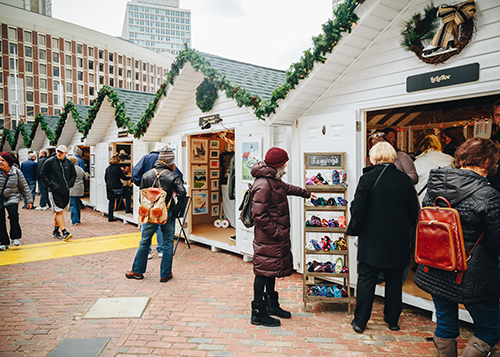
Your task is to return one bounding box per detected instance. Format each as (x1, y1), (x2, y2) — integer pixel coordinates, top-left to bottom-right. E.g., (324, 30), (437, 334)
(265, 147), (289, 168)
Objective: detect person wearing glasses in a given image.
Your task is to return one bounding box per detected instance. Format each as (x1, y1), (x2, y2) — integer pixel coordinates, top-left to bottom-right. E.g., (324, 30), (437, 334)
(40, 145), (76, 240)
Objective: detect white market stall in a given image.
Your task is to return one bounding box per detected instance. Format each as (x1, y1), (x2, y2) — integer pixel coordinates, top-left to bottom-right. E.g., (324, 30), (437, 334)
(267, 0), (500, 321)
(142, 52), (290, 259)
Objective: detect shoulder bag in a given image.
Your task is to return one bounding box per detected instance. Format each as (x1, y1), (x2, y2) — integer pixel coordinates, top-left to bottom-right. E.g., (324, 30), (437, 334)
(239, 177), (273, 228)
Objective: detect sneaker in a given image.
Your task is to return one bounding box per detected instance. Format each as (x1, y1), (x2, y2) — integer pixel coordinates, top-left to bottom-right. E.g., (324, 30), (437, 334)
(12, 239), (20, 246)
(0, 245), (8, 251)
(62, 230), (73, 241)
(42, 206), (50, 210)
(160, 273), (173, 283)
(35, 206), (44, 211)
(53, 230), (63, 239)
(125, 271), (144, 280)
(147, 253), (153, 260)
(158, 252), (163, 258)
(229, 236), (236, 241)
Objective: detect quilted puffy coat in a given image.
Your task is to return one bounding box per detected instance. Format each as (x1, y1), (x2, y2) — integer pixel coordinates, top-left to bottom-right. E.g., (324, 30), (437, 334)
(251, 161), (311, 278)
(414, 166), (500, 304)
(0, 166), (32, 207)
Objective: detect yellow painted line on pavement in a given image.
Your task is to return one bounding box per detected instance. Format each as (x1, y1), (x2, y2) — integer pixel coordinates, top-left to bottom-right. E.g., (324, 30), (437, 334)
(0, 233), (158, 266)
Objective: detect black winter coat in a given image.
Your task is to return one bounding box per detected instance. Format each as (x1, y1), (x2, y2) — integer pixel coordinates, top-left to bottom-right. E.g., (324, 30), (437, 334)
(251, 161), (311, 278)
(40, 156), (76, 194)
(104, 164), (130, 200)
(414, 167), (500, 304)
(346, 164), (419, 269)
(140, 161), (187, 218)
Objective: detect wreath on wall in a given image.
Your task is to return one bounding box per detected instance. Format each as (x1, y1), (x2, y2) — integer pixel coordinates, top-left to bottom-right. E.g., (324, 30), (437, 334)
(400, 1), (476, 65)
(196, 78), (219, 113)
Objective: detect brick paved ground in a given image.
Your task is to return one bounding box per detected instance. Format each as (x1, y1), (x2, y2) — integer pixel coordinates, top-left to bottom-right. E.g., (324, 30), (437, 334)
(1, 199), (498, 357)
(17, 196), (139, 245)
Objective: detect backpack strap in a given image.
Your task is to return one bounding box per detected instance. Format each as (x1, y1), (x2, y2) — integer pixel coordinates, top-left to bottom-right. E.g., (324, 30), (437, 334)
(151, 168), (168, 188)
(455, 232), (484, 284)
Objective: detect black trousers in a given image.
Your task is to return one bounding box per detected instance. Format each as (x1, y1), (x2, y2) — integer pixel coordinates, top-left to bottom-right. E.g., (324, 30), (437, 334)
(354, 261), (404, 328)
(0, 204), (22, 245)
(254, 276), (276, 301)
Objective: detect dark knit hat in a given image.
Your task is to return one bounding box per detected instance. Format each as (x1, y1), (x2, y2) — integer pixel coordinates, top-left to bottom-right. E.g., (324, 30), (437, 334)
(0, 152), (15, 167)
(265, 147), (289, 168)
(159, 146), (175, 164)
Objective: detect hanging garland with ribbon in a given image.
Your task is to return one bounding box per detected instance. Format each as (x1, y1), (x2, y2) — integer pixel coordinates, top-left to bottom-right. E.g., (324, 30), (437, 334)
(400, 0), (476, 65)
(196, 78), (219, 113)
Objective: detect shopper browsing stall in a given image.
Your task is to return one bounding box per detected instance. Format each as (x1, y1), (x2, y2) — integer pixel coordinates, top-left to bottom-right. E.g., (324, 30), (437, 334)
(250, 147), (316, 327)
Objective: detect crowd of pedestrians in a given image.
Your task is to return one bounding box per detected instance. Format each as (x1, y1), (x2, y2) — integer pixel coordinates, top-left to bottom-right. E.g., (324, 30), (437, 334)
(1, 101), (499, 356)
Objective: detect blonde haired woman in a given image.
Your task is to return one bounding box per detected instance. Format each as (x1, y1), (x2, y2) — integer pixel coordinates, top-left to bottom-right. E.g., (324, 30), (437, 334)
(346, 142), (419, 333)
(414, 134), (454, 205)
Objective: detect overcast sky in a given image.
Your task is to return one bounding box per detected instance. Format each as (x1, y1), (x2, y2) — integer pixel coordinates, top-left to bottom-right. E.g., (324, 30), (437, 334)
(51, 0), (333, 70)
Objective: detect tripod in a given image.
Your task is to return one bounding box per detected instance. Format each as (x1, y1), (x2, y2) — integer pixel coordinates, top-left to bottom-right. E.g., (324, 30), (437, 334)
(174, 196), (191, 255)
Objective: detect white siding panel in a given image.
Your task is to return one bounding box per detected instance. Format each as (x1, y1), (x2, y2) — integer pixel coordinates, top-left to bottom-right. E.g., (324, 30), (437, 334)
(306, 2), (500, 117)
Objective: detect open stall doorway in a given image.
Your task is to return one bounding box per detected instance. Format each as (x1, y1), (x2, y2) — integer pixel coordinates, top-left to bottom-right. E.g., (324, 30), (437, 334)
(188, 130), (236, 246)
(364, 93), (500, 317)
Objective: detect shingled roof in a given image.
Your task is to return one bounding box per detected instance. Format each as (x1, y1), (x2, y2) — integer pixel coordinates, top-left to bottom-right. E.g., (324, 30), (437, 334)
(109, 87), (155, 124)
(200, 53), (286, 101)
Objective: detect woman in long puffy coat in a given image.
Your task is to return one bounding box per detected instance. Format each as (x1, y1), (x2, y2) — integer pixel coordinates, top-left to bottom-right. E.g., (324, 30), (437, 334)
(250, 147), (316, 327)
(414, 138), (500, 357)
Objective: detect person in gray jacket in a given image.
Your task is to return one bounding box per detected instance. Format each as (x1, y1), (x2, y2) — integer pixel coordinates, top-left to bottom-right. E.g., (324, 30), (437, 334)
(0, 152), (32, 250)
(68, 155), (86, 226)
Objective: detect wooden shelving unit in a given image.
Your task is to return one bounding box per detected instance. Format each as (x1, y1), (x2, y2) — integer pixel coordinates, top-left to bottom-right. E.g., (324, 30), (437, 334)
(303, 152), (352, 313)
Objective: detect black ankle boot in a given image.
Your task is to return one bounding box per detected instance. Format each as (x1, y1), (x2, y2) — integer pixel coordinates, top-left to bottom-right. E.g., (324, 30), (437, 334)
(265, 291), (291, 319)
(251, 300), (280, 327)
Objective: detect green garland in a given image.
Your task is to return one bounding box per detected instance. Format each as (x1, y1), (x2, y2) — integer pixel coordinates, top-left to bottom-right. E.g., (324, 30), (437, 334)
(196, 78), (219, 113)
(400, 4), (439, 53)
(4, 0), (362, 147)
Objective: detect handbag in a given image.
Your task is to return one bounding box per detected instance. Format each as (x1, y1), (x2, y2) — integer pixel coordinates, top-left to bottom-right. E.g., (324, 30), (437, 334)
(238, 177), (273, 229)
(138, 169), (171, 225)
(415, 196), (484, 284)
(239, 183), (254, 228)
(113, 188), (123, 196)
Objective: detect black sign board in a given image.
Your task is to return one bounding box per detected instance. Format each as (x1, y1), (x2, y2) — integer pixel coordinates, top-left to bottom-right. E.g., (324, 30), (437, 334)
(199, 114), (221, 127)
(305, 153), (344, 169)
(118, 130), (129, 138)
(406, 62), (479, 93)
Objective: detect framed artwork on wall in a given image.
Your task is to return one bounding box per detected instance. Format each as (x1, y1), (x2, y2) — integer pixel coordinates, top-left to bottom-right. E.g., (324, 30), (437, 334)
(211, 205), (219, 217)
(210, 160), (219, 169)
(193, 191), (208, 215)
(211, 179), (219, 191)
(211, 192), (219, 204)
(210, 150), (219, 159)
(192, 165), (208, 190)
(210, 170), (219, 179)
(191, 138), (208, 163)
(210, 140), (219, 150)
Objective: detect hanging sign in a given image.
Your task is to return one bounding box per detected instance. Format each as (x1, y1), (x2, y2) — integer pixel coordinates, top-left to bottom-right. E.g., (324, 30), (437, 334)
(306, 153), (344, 169)
(406, 63), (479, 93)
(118, 130), (129, 138)
(199, 114), (221, 127)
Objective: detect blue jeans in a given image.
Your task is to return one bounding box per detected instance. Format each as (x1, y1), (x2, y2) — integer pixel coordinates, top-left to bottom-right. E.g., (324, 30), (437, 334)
(433, 295), (500, 347)
(69, 196), (81, 224)
(23, 180), (36, 207)
(38, 180), (49, 208)
(149, 226), (164, 254)
(131, 211), (175, 278)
